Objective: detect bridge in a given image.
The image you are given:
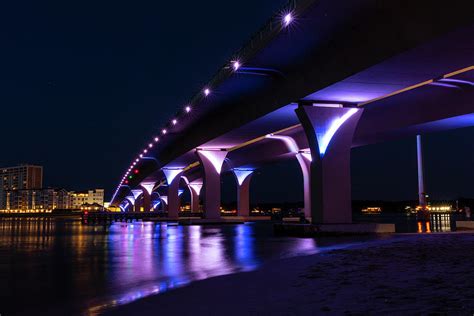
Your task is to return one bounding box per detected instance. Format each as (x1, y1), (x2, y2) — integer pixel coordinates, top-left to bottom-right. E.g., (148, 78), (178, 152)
(110, 0), (474, 226)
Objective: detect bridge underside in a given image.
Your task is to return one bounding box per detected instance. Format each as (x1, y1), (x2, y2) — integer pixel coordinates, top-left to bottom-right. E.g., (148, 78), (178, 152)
(113, 0), (474, 224)
(117, 65), (474, 221)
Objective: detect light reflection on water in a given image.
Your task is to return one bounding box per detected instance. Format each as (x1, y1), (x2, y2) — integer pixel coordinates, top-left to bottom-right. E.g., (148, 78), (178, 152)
(354, 213), (458, 233)
(0, 218), (375, 316)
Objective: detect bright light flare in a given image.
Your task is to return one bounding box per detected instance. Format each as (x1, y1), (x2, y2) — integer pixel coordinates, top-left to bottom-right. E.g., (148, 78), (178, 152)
(283, 13), (293, 27)
(232, 60), (241, 71)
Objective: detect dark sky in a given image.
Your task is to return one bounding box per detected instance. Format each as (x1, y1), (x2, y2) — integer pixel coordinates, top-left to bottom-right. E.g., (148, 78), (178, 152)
(1, 0), (473, 202)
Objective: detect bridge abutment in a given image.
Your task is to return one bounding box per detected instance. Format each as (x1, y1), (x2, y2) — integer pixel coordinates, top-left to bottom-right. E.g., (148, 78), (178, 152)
(296, 104), (363, 224)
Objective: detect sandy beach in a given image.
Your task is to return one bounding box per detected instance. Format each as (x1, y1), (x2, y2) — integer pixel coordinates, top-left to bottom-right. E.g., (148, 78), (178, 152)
(106, 233), (474, 315)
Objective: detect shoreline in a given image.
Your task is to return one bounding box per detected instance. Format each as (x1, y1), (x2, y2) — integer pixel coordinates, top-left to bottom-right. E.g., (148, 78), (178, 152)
(0, 213), (82, 218)
(106, 232), (474, 315)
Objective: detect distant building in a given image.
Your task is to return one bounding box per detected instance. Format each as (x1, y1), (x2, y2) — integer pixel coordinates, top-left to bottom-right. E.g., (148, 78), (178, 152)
(0, 164), (104, 213)
(0, 164), (43, 191)
(361, 207), (382, 214)
(0, 188), (70, 212)
(69, 189), (104, 209)
(0, 165), (43, 207)
(79, 203), (104, 212)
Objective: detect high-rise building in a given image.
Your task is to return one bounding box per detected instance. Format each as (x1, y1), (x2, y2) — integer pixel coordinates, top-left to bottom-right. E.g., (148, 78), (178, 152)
(1, 165), (43, 191)
(0, 165), (43, 208)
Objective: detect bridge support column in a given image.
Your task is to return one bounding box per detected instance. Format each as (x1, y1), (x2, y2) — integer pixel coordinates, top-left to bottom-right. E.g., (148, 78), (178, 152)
(417, 135), (427, 208)
(296, 153), (312, 219)
(140, 183), (155, 212)
(131, 190), (143, 212)
(188, 181), (203, 212)
(196, 149), (228, 219)
(163, 169), (184, 219)
(296, 104), (363, 224)
(141, 191), (151, 212)
(233, 169), (254, 217)
(160, 196), (168, 212)
(266, 134), (312, 219)
(125, 196), (136, 213)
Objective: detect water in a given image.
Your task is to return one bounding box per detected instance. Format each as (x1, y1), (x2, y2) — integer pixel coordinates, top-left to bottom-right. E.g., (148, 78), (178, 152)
(0, 218), (383, 316)
(354, 212), (460, 233)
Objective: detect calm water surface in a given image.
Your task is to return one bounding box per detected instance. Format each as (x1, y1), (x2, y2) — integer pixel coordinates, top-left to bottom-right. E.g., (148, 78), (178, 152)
(0, 218), (386, 316)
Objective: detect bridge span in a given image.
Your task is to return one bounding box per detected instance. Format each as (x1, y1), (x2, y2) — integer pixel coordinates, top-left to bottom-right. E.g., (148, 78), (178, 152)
(111, 0), (474, 225)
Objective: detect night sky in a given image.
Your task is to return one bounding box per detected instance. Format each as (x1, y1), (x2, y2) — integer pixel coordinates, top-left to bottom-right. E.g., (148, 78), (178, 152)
(1, 0), (474, 202)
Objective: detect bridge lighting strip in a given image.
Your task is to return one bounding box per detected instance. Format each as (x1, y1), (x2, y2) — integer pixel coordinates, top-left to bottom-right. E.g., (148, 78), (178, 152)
(358, 65), (474, 107)
(443, 65), (474, 78)
(357, 79), (434, 107)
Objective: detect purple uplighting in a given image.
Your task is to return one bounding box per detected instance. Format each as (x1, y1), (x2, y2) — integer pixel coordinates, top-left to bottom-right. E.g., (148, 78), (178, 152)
(204, 88), (210, 96)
